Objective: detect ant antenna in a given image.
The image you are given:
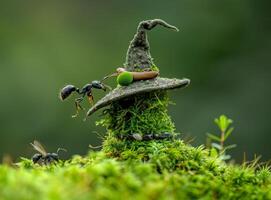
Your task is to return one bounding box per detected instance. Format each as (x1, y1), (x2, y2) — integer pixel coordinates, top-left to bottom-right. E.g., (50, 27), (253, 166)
(89, 144), (102, 149)
(102, 72), (118, 81)
(56, 148), (67, 154)
(101, 67), (125, 82)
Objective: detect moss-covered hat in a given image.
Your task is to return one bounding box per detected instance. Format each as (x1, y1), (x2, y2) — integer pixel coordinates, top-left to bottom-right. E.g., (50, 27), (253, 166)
(87, 19), (190, 116)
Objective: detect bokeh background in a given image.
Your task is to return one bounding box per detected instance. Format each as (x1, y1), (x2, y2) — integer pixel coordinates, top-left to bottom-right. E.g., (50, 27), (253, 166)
(0, 0), (270, 162)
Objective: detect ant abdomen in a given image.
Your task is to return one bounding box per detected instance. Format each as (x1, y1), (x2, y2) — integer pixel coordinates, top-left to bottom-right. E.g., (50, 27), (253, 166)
(59, 85), (79, 101)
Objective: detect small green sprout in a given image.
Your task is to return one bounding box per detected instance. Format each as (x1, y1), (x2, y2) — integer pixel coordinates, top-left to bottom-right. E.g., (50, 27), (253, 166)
(117, 71), (133, 86)
(207, 115), (236, 161)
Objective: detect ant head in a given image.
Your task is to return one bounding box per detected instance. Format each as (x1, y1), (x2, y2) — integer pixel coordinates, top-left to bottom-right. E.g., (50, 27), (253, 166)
(59, 85), (79, 100)
(91, 81), (106, 91)
(32, 153), (42, 163)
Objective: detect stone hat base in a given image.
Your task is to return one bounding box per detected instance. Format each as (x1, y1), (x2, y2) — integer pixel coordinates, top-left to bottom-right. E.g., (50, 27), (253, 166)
(86, 77), (190, 116)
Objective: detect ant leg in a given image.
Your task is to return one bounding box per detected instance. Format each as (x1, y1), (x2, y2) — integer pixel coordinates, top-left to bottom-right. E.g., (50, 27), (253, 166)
(82, 95), (93, 122)
(72, 102), (80, 118)
(72, 97), (84, 118)
(87, 93), (94, 105)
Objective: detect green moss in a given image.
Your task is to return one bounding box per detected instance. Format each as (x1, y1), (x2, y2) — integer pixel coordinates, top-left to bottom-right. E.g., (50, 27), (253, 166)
(96, 91), (175, 137)
(1, 141), (271, 200)
(132, 65), (159, 72)
(151, 64), (159, 71)
(102, 138), (224, 173)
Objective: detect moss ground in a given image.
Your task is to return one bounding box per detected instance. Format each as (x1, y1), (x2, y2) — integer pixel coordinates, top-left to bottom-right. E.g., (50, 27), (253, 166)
(1, 140), (271, 200)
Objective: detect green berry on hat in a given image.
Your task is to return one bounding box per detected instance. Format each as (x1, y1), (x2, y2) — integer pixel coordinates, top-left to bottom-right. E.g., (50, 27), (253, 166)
(117, 72), (133, 86)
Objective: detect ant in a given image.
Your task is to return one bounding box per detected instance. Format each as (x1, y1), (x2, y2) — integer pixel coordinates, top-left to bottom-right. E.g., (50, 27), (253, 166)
(59, 80), (111, 117)
(31, 140), (66, 165)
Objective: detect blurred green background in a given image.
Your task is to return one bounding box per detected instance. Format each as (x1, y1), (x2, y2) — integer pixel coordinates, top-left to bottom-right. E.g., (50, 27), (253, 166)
(0, 0), (270, 162)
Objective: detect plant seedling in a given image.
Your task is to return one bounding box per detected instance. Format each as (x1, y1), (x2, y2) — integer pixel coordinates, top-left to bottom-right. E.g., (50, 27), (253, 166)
(207, 115), (236, 161)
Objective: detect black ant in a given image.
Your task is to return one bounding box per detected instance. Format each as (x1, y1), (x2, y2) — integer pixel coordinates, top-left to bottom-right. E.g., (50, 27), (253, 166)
(31, 140), (66, 165)
(59, 80), (111, 117)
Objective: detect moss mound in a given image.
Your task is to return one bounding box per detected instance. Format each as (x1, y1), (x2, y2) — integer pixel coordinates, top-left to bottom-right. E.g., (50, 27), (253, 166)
(1, 140), (271, 200)
(97, 91), (175, 136)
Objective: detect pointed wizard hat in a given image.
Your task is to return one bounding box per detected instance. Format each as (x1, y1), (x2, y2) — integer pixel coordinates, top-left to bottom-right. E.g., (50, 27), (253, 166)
(86, 19), (190, 116)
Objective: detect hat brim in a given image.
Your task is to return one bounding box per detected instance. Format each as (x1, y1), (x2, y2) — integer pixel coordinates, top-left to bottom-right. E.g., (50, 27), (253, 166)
(86, 77), (190, 117)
